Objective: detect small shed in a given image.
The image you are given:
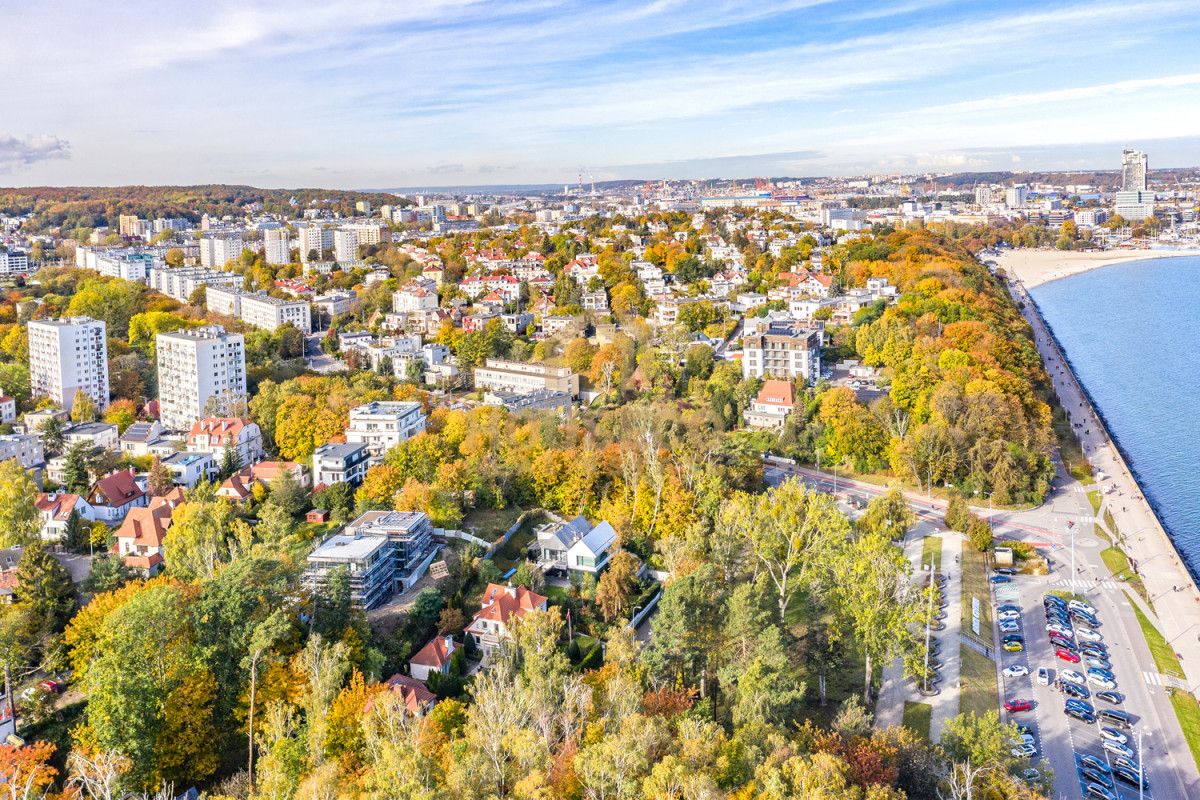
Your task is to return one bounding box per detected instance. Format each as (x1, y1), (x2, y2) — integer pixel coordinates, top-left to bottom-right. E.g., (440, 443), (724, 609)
(306, 508), (330, 524)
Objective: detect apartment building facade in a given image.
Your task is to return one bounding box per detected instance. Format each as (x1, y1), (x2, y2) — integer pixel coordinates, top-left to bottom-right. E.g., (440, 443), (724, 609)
(741, 320), (822, 382)
(28, 317), (110, 413)
(345, 401), (427, 461)
(156, 326), (247, 431)
(473, 358), (580, 397)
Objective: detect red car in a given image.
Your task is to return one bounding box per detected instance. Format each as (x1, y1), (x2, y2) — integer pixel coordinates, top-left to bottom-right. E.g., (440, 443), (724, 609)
(1056, 648), (1081, 663)
(1004, 698), (1033, 712)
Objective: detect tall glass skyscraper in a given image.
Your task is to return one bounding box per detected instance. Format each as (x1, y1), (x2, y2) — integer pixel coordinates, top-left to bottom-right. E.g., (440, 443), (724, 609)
(1121, 148), (1148, 192)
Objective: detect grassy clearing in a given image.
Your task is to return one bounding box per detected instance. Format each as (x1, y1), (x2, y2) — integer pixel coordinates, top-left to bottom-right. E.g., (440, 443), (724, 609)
(1101, 547), (1152, 610)
(1169, 691), (1200, 773)
(462, 506), (526, 538)
(902, 701), (933, 740)
(960, 646), (1000, 718)
(1093, 523), (1113, 546)
(1087, 490), (1102, 514)
(922, 535), (943, 572)
(1104, 507), (1117, 533)
(490, 513), (544, 571)
(961, 542), (992, 643)
(1128, 593), (1185, 680)
(1053, 405), (1093, 482)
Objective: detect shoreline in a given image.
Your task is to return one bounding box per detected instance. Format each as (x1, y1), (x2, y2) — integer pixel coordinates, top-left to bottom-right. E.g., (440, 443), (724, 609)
(991, 247), (1200, 289)
(1010, 276), (1200, 690)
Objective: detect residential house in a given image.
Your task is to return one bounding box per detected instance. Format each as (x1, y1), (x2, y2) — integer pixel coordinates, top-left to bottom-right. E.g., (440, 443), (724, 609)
(384, 674), (437, 716)
(745, 379), (795, 429)
(62, 421), (119, 452)
(35, 492), (96, 542)
(410, 634), (456, 682)
(186, 417), (264, 467)
(312, 442), (371, 487)
(114, 491), (184, 574)
(87, 468), (149, 522)
(465, 583), (549, 653)
(120, 421), (168, 457)
(535, 516), (617, 575)
(161, 451), (216, 489)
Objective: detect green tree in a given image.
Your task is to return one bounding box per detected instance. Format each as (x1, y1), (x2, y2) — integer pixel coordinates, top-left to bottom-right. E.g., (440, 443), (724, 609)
(219, 445), (242, 479)
(82, 555), (132, 595)
(830, 531), (919, 705)
(270, 469), (308, 518)
(0, 458), (41, 547)
(944, 491), (970, 532)
(147, 456), (175, 496)
(967, 515), (993, 552)
(62, 442), (92, 494)
(595, 549), (639, 622)
(76, 581), (219, 790)
(163, 500), (243, 580)
(857, 486), (916, 540)
(70, 389), (98, 422)
(15, 541), (75, 631)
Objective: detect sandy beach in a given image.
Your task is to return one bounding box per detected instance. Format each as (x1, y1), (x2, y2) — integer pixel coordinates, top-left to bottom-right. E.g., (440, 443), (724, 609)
(991, 248), (1200, 288)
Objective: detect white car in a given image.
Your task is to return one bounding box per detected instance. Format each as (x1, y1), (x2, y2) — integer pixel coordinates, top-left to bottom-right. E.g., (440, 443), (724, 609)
(1060, 669), (1087, 685)
(1037, 667), (1050, 685)
(1047, 624), (1073, 637)
(1104, 741), (1135, 759)
(1089, 674), (1117, 690)
(1077, 628), (1103, 643)
(1000, 621), (1021, 634)
(1069, 600), (1098, 616)
(999, 610), (1021, 621)
(1011, 743), (1037, 758)
(1100, 727), (1128, 745)
(1003, 665), (1030, 677)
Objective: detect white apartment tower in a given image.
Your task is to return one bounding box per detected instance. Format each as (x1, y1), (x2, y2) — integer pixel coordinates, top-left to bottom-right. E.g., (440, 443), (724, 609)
(28, 317), (110, 413)
(333, 229), (360, 264)
(297, 224), (333, 263)
(156, 326), (247, 432)
(264, 228), (291, 265)
(200, 233), (244, 268)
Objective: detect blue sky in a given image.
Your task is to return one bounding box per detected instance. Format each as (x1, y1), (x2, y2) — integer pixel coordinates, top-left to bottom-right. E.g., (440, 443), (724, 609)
(3, 0), (1200, 187)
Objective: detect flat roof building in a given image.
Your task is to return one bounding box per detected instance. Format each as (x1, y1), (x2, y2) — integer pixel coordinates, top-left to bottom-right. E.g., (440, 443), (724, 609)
(473, 358), (579, 397)
(157, 326), (247, 432)
(28, 317), (109, 413)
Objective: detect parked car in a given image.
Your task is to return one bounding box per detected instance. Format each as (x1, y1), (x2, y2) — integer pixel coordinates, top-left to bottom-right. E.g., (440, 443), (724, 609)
(991, 575), (1012, 584)
(1088, 674), (1117, 690)
(1085, 657), (1113, 671)
(1071, 611), (1101, 627)
(1112, 766), (1148, 790)
(1084, 784), (1116, 800)
(1112, 757), (1140, 773)
(1080, 767), (1112, 787)
(997, 603), (1021, 613)
(1061, 681), (1090, 699)
(999, 610), (1021, 622)
(1099, 726), (1129, 745)
(1003, 665), (1029, 677)
(996, 568), (1017, 576)
(1066, 698), (1095, 715)
(1095, 691), (1124, 705)
(1070, 600), (1098, 616)
(37, 679), (64, 694)
(1066, 705), (1097, 724)
(1003, 640), (1024, 652)
(1036, 667), (1050, 685)
(1000, 621), (1021, 634)
(1078, 754), (1109, 773)
(1004, 698), (1033, 713)
(1056, 648), (1081, 663)
(1060, 669), (1086, 685)
(1103, 740), (1135, 759)
(1011, 742), (1037, 758)
(1077, 627), (1103, 642)
(1098, 708), (1134, 728)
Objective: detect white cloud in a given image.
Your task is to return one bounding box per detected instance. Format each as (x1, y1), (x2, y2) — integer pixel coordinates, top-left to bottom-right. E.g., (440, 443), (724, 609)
(0, 135), (71, 173)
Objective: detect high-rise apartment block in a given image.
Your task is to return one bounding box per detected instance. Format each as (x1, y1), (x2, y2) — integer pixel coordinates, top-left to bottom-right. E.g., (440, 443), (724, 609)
(156, 326), (246, 431)
(264, 228), (291, 265)
(28, 317), (110, 413)
(199, 233), (244, 268)
(741, 319), (822, 382)
(333, 229), (359, 264)
(1005, 185), (1028, 209)
(297, 224), (333, 263)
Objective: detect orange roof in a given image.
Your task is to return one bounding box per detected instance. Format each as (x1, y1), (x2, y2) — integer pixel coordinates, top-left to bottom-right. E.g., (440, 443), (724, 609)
(218, 472), (254, 500)
(757, 379), (795, 407)
(36, 492), (81, 522)
(250, 461), (304, 483)
(188, 417), (249, 441)
(115, 496), (179, 548)
(469, 583), (547, 628)
(411, 635), (455, 669)
(385, 674), (436, 715)
(124, 553), (164, 570)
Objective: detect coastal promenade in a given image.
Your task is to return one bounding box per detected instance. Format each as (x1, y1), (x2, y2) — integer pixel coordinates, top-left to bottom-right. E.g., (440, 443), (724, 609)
(1011, 277), (1200, 693)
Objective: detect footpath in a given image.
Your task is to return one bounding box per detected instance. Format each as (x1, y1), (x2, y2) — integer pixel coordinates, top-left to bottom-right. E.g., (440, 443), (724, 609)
(1012, 279), (1200, 694)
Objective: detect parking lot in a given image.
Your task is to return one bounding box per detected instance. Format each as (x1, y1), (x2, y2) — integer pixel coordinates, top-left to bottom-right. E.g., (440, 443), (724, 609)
(994, 561), (1190, 798)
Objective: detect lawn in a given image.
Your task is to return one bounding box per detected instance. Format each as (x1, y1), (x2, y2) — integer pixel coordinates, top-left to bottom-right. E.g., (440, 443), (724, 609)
(960, 646), (1000, 718)
(462, 506), (526, 538)
(960, 541), (992, 645)
(1169, 690), (1200, 773)
(490, 513), (545, 572)
(1093, 523), (1112, 546)
(1087, 490), (1102, 515)
(902, 701), (933, 740)
(921, 535), (943, 572)
(1128, 593), (1185, 680)
(1101, 547), (1151, 609)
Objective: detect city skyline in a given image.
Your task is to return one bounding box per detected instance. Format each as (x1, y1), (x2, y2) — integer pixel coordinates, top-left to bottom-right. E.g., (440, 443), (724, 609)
(3, 0), (1200, 188)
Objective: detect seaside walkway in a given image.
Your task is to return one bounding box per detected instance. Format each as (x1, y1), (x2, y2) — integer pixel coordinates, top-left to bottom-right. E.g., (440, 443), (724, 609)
(1012, 278), (1200, 694)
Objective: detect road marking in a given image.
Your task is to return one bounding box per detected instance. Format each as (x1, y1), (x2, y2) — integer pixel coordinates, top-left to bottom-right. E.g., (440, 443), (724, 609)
(1144, 671), (1163, 686)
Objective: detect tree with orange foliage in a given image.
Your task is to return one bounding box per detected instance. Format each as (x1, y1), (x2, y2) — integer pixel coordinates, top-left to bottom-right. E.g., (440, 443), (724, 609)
(0, 741), (57, 800)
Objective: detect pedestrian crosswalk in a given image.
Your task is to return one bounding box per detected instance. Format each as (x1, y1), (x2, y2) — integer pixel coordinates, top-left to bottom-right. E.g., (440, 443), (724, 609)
(1145, 671), (1165, 686)
(1049, 577), (1123, 591)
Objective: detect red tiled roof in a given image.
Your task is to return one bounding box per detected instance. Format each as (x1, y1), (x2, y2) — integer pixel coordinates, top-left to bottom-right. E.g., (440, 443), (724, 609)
(757, 379), (795, 407)
(89, 469), (145, 508)
(115, 496), (179, 548)
(385, 674), (436, 715)
(411, 636), (455, 669)
(469, 583), (547, 628)
(188, 417), (249, 442)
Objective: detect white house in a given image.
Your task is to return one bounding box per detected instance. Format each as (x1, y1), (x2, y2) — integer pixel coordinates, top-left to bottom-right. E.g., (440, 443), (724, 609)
(535, 516), (617, 575)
